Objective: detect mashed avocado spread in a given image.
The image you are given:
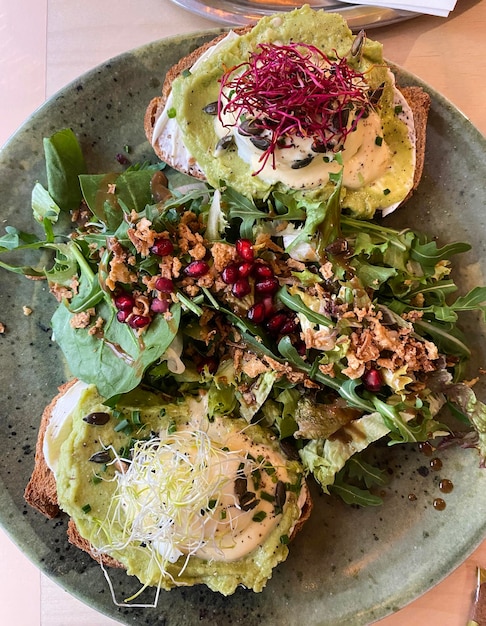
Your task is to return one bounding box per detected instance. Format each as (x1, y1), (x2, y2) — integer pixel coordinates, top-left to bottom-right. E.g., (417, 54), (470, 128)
(55, 384), (305, 595)
(169, 6), (415, 218)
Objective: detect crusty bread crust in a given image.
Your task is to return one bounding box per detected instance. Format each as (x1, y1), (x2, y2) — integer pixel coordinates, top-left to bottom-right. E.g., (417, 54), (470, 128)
(67, 519), (124, 569)
(144, 32), (431, 206)
(25, 379), (312, 571)
(24, 380), (75, 519)
(144, 27), (251, 174)
(399, 85), (431, 202)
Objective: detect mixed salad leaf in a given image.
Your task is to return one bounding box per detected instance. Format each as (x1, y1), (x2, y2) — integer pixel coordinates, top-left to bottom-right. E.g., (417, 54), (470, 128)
(2, 128), (486, 502)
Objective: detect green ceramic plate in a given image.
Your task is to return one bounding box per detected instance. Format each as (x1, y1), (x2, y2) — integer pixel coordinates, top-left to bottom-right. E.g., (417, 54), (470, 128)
(1, 31), (486, 626)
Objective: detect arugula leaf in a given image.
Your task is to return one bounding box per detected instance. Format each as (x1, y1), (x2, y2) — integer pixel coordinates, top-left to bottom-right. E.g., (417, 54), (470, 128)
(276, 336), (375, 413)
(451, 286), (486, 319)
(44, 242), (79, 286)
(277, 286), (333, 327)
(0, 226), (42, 251)
(411, 238), (471, 266)
(347, 456), (388, 489)
(43, 128), (86, 211)
(353, 260), (397, 290)
(413, 318), (471, 359)
(331, 455), (388, 506)
(330, 481), (383, 507)
(224, 186), (269, 240)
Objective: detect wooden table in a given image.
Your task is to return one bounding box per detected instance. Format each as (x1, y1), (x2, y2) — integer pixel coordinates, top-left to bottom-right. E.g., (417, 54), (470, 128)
(1, 0), (485, 623)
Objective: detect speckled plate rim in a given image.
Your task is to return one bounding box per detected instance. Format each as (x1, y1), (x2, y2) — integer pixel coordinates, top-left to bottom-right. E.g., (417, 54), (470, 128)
(1, 28), (486, 626)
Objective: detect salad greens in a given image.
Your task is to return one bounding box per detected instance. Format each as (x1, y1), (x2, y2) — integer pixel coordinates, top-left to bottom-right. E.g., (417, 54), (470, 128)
(2, 128), (486, 503)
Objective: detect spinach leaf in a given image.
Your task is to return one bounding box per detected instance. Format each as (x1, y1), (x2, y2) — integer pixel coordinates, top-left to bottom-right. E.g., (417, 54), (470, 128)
(43, 129), (86, 211)
(79, 169), (155, 230)
(51, 300), (181, 397)
(31, 183), (60, 241)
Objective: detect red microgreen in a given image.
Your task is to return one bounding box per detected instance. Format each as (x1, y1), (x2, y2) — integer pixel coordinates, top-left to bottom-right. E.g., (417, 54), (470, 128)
(218, 42), (372, 173)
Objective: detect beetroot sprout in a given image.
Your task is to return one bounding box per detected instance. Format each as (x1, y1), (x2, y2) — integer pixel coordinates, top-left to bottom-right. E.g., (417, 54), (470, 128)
(218, 42), (373, 173)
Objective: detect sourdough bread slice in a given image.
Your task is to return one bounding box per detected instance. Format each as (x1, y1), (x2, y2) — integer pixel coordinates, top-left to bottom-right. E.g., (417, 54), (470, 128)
(24, 380), (312, 570)
(144, 33), (431, 205)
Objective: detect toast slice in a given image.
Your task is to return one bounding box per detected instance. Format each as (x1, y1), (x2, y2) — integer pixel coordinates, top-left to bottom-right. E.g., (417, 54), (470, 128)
(24, 380), (312, 570)
(144, 33), (431, 206)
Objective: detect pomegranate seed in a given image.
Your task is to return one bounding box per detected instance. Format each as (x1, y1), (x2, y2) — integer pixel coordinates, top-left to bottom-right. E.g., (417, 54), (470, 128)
(151, 238), (174, 256)
(247, 302), (266, 324)
(221, 263), (240, 285)
(232, 277), (251, 298)
(151, 298), (169, 313)
(255, 277), (279, 295)
(155, 277), (174, 293)
(238, 261), (254, 278)
(116, 310), (129, 323)
(197, 357), (219, 374)
(254, 262), (274, 279)
(280, 317), (298, 335)
(236, 238), (254, 261)
(128, 314), (151, 329)
(266, 313), (287, 335)
(184, 260), (209, 278)
(114, 293), (135, 311)
(362, 368), (382, 392)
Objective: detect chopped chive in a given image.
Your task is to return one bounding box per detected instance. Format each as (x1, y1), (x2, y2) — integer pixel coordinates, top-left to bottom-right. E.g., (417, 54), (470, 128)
(92, 474), (102, 485)
(375, 136), (383, 146)
(221, 509), (227, 520)
(167, 107), (177, 119)
(252, 510), (267, 523)
(81, 504), (91, 514)
(260, 491), (275, 502)
(394, 104), (403, 114)
(280, 534), (289, 545)
(252, 469), (261, 490)
(264, 463), (276, 476)
(131, 410), (141, 425)
(167, 419), (177, 434)
(114, 418), (130, 432)
(182, 69), (191, 78)
(383, 188), (391, 196)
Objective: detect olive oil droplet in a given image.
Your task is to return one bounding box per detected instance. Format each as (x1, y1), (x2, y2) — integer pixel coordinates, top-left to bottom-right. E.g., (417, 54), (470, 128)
(439, 479), (454, 494)
(429, 457), (442, 471)
(418, 442), (433, 457)
(433, 498), (446, 511)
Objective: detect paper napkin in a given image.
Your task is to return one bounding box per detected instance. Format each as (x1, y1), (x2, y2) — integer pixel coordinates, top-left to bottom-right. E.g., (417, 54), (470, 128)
(338, 0), (457, 18)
